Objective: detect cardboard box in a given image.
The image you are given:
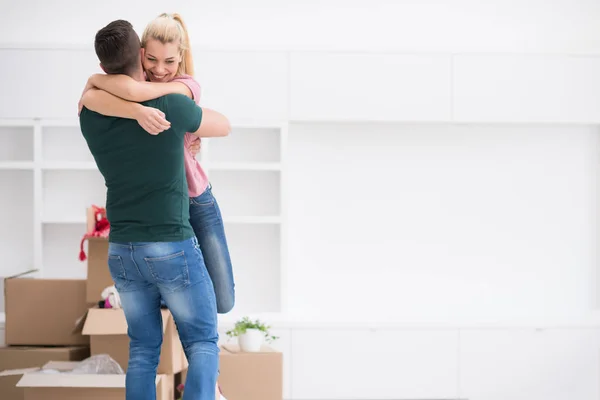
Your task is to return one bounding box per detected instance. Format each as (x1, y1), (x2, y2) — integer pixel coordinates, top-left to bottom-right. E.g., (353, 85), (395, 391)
(218, 345), (283, 400)
(82, 308), (187, 374)
(160, 374), (175, 400)
(16, 361), (173, 400)
(0, 346), (90, 400)
(0, 346), (90, 372)
(4, 272), (89, 346)
(85, 237), (111, 304)
(0, 368), (39, 400)
(84, 206), (112, 304)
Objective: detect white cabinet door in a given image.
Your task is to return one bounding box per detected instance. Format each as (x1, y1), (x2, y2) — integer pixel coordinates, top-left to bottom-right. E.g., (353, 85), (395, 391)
(291, 328), (459, 399)
(459, 328), (600, 400)
(290, 53), (452, 122)
(193, 51), (288, 123)
(0, 49), (100, 119)
(453, 55), (600, 123)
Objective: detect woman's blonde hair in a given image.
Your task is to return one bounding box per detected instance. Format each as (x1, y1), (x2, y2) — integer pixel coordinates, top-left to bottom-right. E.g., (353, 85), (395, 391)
(141, 13), (194, 76)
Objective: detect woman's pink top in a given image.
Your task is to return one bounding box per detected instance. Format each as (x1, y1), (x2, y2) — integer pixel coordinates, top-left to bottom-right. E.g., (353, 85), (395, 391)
(171, 75), (209, 198)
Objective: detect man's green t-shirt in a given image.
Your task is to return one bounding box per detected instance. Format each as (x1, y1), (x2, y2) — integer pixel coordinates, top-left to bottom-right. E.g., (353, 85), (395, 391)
(79, 93), (202, 243)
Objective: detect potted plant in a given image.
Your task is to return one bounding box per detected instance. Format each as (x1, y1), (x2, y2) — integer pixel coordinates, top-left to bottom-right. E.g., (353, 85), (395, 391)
(225, 317), (278, 352)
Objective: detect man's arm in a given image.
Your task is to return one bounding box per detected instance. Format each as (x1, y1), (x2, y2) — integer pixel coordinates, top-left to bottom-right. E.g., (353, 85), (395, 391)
(166, 94), (231, 138)
(191, 108), (231, 138)
(88, 74), (193, 101)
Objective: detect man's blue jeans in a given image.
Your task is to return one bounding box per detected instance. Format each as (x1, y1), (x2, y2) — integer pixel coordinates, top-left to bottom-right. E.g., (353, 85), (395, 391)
(108, 236), (219, 400)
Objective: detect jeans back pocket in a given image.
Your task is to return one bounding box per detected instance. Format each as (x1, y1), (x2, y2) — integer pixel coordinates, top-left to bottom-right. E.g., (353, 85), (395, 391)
(107, 255), (129, 291)
(144, 251), (190, 292)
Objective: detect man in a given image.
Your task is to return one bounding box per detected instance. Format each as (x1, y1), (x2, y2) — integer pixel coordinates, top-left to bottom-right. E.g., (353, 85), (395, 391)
(79, 19), (229, 400)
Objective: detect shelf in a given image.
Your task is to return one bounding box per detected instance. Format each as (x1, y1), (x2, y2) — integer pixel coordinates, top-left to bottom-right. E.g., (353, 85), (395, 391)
(41, 216), (280, 225)
(42, 216), (86, 224)
(215, 312), (600, 330)
(207, 162), (281, 171)
(3, 309), (600, 331)
(40, 119), (79, 127)
(0, 119), (34, 127)
(224, 216), (281, 224)
(40, 162), (280, 172)
(42, 161), (97, 170)
(0, 161), (34, 170)
(228, 121), (284, 129)
(0, 162), (98, 170)
(38, 119), (282, 129)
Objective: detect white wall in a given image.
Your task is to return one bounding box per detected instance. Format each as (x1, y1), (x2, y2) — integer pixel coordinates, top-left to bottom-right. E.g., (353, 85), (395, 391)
(3, 0), (600, 54)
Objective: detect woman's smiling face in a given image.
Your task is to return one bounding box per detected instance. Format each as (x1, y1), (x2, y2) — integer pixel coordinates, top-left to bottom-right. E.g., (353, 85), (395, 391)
(142, 39), (181, 82)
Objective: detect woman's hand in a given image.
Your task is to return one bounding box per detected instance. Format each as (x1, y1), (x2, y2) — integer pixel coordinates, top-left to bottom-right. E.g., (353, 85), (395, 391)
(134, 106), (171, 135)
(188, 138), (201, 157)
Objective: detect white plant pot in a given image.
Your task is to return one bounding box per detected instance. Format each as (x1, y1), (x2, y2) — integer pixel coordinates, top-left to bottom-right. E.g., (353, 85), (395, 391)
(238, 329), (264, 352)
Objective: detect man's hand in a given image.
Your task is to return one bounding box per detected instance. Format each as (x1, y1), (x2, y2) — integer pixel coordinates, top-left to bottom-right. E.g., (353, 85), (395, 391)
(188, 138), (201, 157)
(135, 106), (171, 135)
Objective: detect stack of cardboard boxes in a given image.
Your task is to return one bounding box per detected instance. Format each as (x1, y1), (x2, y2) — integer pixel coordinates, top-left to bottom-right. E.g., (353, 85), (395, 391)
(0, 268), (178, 398)
(0, 209), (284, 400)
(0, 272), (92, 399)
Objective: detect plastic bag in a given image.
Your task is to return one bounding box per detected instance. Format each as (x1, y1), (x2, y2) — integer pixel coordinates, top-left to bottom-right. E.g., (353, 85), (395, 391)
(69, 354), (125, 374)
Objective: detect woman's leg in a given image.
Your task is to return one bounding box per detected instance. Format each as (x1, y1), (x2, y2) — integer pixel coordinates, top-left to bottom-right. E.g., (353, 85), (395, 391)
(189, 184), (235, 314)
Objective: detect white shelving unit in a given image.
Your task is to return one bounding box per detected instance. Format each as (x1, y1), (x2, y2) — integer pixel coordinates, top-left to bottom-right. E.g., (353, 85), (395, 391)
(0, 118), (288, 316)
(201, 122), (287, 316)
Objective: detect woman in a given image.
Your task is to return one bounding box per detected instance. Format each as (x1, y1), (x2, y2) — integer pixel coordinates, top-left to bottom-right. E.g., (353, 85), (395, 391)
(80, 13), (235, 316)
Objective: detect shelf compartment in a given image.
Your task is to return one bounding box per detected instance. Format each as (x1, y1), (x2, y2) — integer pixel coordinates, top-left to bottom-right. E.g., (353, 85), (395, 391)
(0, 170), (34, 276)
(0, 126), (34, 162)
(208, 170), (280, 217)
(42, 223), (88, 279)
(42, 169), (105, 223)
(42, 126), (94, 163)
(224, 223), (281, 314)
(207, 127), (281, 164)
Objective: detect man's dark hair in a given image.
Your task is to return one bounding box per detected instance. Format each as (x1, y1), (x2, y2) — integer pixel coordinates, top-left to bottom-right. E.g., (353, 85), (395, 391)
(94, 20), (141, 75)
